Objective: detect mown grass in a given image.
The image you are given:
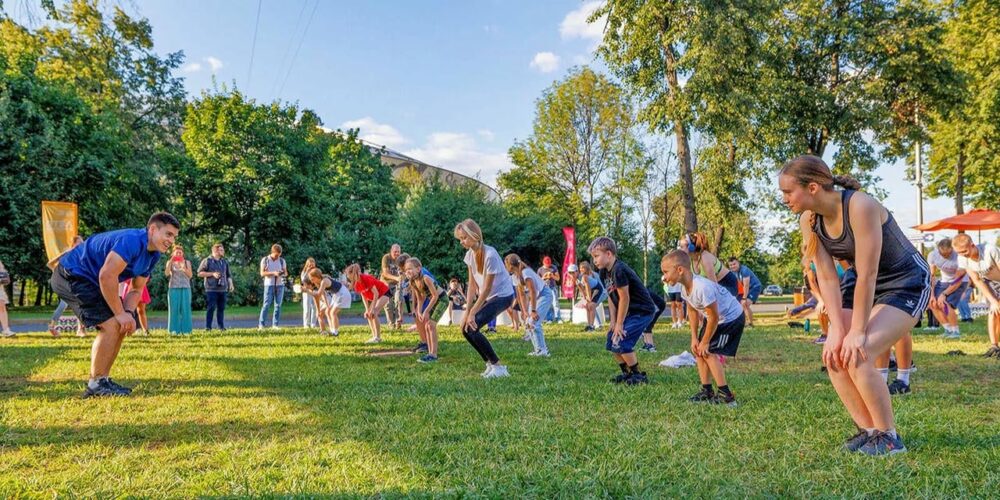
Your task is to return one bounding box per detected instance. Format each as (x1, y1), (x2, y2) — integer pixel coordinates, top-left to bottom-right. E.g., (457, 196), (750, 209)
(1, 319), (998, 498)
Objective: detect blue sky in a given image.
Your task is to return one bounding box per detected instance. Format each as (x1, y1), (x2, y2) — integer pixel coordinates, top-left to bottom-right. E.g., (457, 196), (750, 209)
(16, 0), (992, 243)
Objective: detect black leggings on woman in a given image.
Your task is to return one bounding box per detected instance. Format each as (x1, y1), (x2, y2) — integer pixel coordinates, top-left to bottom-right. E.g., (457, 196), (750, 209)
(463, 293), (514, 364)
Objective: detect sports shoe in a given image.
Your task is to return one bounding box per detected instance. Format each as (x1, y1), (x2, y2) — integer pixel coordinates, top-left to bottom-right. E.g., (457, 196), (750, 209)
(624, 371), (649, 385)
(944, 331), (961, 340)
(414, 343), (429, 353)
(486, 327), (497, 334)
(527, 350), (550, 357)
(318, 330), (330, 336)
(856, 431), (907, 456)
(842, 428), (871, 452)
(640, 343), (657, 353)
(417, 354), (438, 363)
(83, 378), (130, 398)
(813, 335), (827, 344)
(483, 364), (510, 379)
(983, 346), (1000, 358)
(48, 322), (60, 337)
(481, 363), (493, 377)
(610, 371), (631, 384)
(583, 326), (595, 332)
(106, 378), (133, 395)
(330, 330), (339, 337)
(364, 337), (382, 344)
(1, 330), (15, 338)
(689, 388), (714, 403)
(887, 379), (911, 395)
(711, 392), (737, 407)
(921, 325), (941, 332)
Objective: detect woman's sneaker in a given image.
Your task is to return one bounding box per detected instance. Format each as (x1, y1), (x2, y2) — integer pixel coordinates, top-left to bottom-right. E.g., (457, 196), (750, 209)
(483, 364), (509, 379)
(842, 428), (871, 452)
(364, 337), (381, 344)
(857, 431), (906, 455)
(527, 350), (550, 357)
(1, 330), (15, 338)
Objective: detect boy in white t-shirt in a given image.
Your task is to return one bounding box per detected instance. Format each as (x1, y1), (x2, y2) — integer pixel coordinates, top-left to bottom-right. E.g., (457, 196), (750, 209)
(661, 250), (746, 406)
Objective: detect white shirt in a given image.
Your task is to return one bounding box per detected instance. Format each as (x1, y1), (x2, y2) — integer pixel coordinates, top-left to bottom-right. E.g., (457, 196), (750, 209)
(260, 255), (286, 286)
(513, 267), (546, 299)
(463, 244), (514, 300)
(681, 275), (743, 324)
(928, 249), (967, 284)
(958, 244), (1000, 282)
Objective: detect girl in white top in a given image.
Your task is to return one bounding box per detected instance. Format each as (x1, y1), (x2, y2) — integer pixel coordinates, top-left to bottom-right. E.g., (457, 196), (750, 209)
(454, 219), (514, 378)
(953, 234), (1000, 356)
(306, 268), (350, 337)
(505, 254), (551, 357)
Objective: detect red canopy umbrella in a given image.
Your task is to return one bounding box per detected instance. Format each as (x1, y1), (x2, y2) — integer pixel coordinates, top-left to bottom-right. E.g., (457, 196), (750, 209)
(912, 209), (1000, 232)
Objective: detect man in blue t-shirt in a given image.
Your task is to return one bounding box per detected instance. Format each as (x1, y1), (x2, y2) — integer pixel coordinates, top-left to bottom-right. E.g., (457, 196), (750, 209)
(728, 257), (763, 327)
(49, 212), (180, 398)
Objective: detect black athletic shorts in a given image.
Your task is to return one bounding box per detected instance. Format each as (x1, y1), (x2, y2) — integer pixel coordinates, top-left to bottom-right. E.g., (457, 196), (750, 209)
(698, 312), (746, 357)
(49, 265), (134, 328)
(840, 263), (931, 318)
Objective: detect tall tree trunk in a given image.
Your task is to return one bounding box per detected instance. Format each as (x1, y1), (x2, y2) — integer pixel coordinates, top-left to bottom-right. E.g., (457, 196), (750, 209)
(955, 150), (965, 214)
(18, 280), (26, 307)
(34, 281), (43, 306)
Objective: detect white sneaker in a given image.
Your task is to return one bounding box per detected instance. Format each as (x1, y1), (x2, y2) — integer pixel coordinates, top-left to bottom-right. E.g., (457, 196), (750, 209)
(270, 325), (280, 330)
(364, 337), (381, 344)
(527, 350), (551, 357)
(484, 364), (510, 378)
(481, 363), (493, 377)
(257, 325), (264, 331)
(922, 326), (941, 331)
(1, 330), (15, 338)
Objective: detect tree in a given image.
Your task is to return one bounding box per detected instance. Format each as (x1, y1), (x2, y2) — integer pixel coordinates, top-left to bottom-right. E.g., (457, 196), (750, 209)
(500, 66), (639, 244)
(926, 0), (1000, 210)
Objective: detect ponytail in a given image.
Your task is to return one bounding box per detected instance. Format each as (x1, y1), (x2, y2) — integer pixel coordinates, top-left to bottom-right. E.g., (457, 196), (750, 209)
(832, 175), (861, 190)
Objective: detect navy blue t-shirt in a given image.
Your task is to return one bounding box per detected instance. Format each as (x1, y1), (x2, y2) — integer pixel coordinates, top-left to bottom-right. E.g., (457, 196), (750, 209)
(59, 228), (162, 284)
(736, 264), (763, 290)
(599, 259), (657, 316)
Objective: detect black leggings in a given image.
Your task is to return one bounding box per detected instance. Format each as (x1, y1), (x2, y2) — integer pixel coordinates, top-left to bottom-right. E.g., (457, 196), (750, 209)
(463, 294), (514, 364)
(645, 292), (667, 334)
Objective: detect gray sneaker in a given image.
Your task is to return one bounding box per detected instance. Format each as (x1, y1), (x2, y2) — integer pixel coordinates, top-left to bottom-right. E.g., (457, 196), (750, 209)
(857, 431), (907, 456)
(842, 428), (871, 452)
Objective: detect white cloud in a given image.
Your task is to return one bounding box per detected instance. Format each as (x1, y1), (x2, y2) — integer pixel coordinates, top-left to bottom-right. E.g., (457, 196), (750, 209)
(560, 1), (605, 41)
(530, 52), (560, 73)
(181, 62), (202, 73)
(205, 56), (224, 72)
(340, 117), (410, 149)
(405, 132), (513, 186)
(477, 129), (495, 142)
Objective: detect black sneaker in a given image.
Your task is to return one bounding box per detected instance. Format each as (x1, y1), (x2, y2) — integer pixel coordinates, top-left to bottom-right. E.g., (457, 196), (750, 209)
(624, 371), (649, 385)
(583, 326), (595, 332)
(842, 428), (871, 452)
(983, 346), (1000, 358)
(83, 378), (130, 398)
(857, 430), (907, 456)
(639, 343), (657, 353)
(711, 392), (737, 407)
(888, 379), (911, 395)
(611, 371), (631, 384)
(417, 354), (438, 363)
(105, 378), (133, 395)
(414, 343), (428, 353)
(689, 388), (715, 403)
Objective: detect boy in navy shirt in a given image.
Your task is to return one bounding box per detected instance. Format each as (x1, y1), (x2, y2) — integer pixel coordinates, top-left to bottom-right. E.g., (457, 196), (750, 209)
(588, 237), (657, 385)
(50, 212), (180, 397)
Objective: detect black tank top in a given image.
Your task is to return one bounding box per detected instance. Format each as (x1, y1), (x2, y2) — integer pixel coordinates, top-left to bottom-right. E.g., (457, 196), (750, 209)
(812, 190), (921, 273)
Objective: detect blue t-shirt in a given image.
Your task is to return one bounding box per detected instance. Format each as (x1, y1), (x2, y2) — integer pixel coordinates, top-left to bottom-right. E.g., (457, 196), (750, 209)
(59, 228), (162, 284)
(735, 264), (763, 291)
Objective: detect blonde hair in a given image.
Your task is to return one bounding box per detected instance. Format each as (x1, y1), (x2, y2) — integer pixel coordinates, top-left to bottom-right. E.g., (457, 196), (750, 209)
(504, 253), (523, 271)
(453, 219), (484, 244)
(307, 268), (324, 281)
(343, 263), (361, 283)
(780, 155), (862, 266)
(301, 257), (317, 275)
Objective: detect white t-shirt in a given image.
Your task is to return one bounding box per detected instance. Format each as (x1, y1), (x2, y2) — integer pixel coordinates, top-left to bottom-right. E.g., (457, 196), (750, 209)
(665, 282), (683, 294)
(958, 244), (1000, 282)
(513, 267), (546, 299)
(463, 244), (514, 300)
(260, 256), (286, 286)
(680, 275), (743, 324)
(928, 249), (968, 284)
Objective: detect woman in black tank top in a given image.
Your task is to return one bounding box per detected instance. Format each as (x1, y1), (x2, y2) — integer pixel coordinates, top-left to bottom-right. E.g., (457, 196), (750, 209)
(779, 155), (928, 456)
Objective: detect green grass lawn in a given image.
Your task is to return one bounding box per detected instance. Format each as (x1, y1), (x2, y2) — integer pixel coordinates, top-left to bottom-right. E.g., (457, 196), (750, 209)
(2, 320), (998, 497)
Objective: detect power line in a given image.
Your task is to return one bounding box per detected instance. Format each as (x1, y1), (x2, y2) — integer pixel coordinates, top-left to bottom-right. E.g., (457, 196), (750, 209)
(276, 0), (320, 99)
(246, 0), (263, 87)
(270, 0), (310, 98)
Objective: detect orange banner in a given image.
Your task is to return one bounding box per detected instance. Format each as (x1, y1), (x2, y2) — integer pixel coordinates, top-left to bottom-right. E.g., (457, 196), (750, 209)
(42, 201), (78, 263)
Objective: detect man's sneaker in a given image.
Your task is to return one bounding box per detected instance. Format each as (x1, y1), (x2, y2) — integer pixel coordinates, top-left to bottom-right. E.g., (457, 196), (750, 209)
(689, 388), (714, 403)
(611, 371), (631, 384)
(711, 392), (737, 407)
(106, 378), (133, 395)
(857, 431), (907, 456)
(483, 364), (510, 379)
(983, 346), (1000, 358)
(417, 354), (438, 363)
(583, 326), (595, 332)
(640, 343), (657, 353)
(813, 335), (827, 344)
(83, 378), (129, 398)
(624, 371), (649, 385)
(842, 428), (871, 453)
(414, 343), (429, 353)
(887, 379), (911, 395)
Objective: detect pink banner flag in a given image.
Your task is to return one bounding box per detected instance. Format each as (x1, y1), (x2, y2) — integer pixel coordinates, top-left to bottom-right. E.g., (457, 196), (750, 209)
(561, 226), (576, 298)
